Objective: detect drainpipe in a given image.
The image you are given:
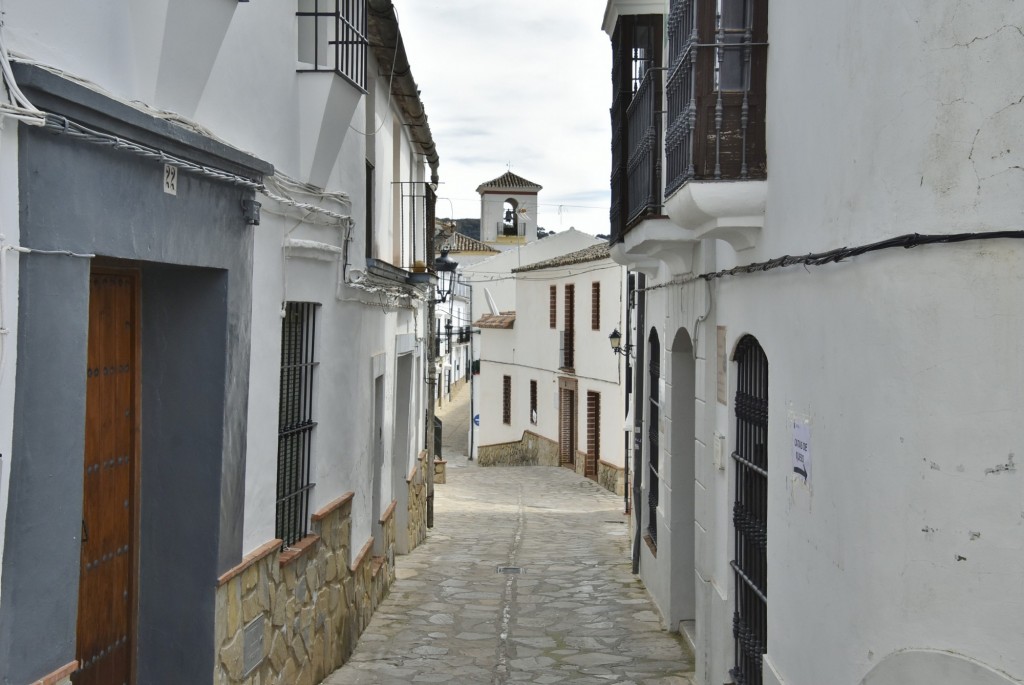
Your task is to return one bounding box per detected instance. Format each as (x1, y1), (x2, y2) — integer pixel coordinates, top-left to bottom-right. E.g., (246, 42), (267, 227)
(468, 276), (475, 460)
(631, 273), (647, 574)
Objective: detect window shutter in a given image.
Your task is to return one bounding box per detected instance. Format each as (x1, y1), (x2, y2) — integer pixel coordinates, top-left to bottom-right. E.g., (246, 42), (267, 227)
(549, 285), (557, 328)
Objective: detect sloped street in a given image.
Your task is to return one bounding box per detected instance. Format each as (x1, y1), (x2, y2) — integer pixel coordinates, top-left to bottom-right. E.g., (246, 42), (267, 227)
(325, 383), (694, 684)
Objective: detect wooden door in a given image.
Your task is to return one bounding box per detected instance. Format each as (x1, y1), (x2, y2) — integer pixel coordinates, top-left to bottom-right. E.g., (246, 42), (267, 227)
(558, 380), (577, 467)
(74, 269), (138, 685)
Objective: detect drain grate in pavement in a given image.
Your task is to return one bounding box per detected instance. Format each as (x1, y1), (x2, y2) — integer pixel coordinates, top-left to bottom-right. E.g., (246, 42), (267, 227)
(604, 520), (626, 524)
(496, 565), (524, 574)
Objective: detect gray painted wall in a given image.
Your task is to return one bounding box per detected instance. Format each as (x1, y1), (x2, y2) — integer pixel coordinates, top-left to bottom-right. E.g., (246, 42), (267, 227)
(0, 73), (261, 682)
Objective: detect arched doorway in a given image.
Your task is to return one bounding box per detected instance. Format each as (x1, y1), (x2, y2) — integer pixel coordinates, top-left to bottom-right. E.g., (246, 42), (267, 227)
(670, 328), (696, 625)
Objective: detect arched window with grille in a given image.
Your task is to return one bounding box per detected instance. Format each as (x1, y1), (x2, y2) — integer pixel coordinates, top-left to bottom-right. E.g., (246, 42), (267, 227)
(731, 334), (768, 685)
(647, 328), (661, 546)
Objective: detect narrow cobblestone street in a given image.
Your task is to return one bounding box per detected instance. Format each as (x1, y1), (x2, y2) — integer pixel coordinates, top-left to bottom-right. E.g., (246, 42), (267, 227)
(325, 382), (695, 684)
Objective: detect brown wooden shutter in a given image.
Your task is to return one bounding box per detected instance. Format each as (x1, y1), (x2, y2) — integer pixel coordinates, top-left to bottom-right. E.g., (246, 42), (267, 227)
(549, 285), (557, 328)
(591, 282), (601, 330)
(586, 391), (600, 478)
(564, 284), (575, 369)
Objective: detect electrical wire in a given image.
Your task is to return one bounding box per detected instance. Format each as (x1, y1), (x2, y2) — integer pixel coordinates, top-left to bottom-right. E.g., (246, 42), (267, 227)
(700, 230), (1024, 281)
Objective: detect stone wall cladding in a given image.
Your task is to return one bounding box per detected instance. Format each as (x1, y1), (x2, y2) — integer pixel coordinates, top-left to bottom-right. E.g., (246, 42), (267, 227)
(478, 430), (559, 467)
(406, 454), (427, 552)
(479, 435), (624, 497)
(213, 493), (396, 685)
(598, 460), (625, 496)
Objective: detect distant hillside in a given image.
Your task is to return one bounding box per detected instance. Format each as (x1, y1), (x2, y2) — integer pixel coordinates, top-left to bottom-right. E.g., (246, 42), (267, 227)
(455, 218), (479, 241)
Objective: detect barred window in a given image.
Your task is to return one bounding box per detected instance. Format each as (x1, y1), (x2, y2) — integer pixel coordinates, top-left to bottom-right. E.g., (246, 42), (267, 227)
(529, 380), (538, 425)
(591, 282), (601, 330)
(503, 375), (512, 425)
(297, 0), (368, 91)
(277, 302), (319, 547)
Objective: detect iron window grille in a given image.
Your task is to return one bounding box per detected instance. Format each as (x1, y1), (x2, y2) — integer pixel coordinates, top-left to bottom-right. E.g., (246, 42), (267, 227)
(730, 334), (768, 685)
(591, 282), (601, 330)
(276, 302), (319, 548)
(296, 0), (368, 91)
(502, 375), (512, 425)
(647, 330), (661, 546)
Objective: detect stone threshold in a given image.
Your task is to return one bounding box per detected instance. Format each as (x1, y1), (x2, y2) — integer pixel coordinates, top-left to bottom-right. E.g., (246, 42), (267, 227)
(31, 660), (78, 685)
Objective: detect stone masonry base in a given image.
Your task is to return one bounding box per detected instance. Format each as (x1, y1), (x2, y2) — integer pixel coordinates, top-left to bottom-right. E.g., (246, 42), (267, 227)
(213, 492), (398, 685)
(479, 432), (626, 497)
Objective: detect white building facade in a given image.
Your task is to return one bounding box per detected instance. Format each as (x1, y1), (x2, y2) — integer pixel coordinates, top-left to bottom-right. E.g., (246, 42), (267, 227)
(475, 245), (629, 495)
(0, 2), (439, 684)
(603, 1), (1024, 685)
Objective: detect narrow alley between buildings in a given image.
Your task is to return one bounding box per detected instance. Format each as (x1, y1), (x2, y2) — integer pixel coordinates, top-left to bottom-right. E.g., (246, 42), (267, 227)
(325, 383), (695, 684)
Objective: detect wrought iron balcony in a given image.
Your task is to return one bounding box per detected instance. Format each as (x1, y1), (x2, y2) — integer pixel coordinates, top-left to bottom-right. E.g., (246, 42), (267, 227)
(665, 0), (767, 195)
(609, 1), (767, 246)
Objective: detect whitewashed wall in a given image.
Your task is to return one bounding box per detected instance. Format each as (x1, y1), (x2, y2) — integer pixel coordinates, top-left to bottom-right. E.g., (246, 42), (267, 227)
(608, 0), (1024, 684)
(0, 2), (432, 566)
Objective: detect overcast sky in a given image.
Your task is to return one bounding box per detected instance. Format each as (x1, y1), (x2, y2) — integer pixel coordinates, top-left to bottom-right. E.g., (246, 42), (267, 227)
(392, 0), (612, 236)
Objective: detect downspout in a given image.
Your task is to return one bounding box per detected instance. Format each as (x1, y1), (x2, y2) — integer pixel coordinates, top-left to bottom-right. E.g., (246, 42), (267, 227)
(631, 272), (647, 574)
(425, 184), (438, 528)
(468, 277), (475, 461)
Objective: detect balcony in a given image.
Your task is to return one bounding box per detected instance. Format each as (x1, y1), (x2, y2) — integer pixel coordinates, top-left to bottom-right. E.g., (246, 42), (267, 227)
(608, 0), (768, 273)
(297, 0), (368, 91)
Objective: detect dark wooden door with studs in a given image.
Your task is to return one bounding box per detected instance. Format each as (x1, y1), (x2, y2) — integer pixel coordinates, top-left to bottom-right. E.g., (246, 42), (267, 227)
(74, 269), (138, 685)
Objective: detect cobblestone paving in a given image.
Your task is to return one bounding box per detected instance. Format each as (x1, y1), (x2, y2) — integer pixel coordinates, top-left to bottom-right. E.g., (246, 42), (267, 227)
(325, 387), (695, 685)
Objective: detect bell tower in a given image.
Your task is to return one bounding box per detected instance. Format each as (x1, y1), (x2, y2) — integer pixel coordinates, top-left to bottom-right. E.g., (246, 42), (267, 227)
(476, 171), (543, 246)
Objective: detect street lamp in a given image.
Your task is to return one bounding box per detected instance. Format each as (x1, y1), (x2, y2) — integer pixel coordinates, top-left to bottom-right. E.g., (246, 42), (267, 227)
(433, 249), (458, 303)
(608, 328), (633, 358)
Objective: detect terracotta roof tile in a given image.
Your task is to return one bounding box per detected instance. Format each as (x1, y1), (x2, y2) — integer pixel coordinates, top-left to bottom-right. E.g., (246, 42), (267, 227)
(474, 311), (516, 329)
(512, 243), (611, 273)
(439, 232), (500, 254)
(476, 171), (543, 193)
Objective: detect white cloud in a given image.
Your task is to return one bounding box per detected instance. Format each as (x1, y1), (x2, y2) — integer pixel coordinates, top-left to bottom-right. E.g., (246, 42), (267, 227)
(392, 0), (612, 235)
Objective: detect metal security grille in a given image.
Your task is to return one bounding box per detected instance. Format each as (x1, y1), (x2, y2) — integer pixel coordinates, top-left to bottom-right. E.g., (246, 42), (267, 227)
(502, 375), (512, 425)
(730, 335), (768, 685)
(530, 380), (538, 425)
(277, 302), (318, 548)
(647, 330), (661, 545)
(296, 0), (368, 91)
(591, 282), (601, 330)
